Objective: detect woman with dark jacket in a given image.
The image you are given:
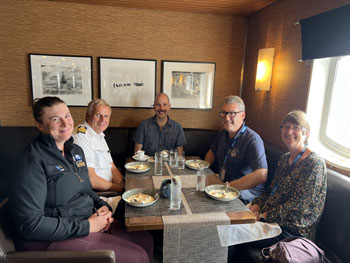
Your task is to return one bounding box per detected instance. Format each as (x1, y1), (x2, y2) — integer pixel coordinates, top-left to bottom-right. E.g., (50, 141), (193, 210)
(10, 96), (153, 263)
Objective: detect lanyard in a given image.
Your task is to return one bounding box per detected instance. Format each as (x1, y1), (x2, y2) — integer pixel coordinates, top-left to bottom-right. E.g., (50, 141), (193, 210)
(291, 145), (307, 166)
(222, 124), (247, 167)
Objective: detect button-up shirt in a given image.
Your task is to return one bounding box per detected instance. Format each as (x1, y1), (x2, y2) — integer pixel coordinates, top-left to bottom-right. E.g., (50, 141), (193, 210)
(133, 115), (186, 156)
(73, 121), (113, 182)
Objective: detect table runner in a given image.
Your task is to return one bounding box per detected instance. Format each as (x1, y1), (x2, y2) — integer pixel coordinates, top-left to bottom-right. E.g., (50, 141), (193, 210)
(163, 213), (230, 263)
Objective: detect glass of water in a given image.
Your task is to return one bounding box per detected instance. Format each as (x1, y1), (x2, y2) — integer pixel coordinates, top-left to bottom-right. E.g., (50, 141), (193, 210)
(170, 176), (182, 210)
(169, 149), (178, 168)
(154, 151), (163, 176)
(176, 151), (185, 169)
(196, 168), (206, 191)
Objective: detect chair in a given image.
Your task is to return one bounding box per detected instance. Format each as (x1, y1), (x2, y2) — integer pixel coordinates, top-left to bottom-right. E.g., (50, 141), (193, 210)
(0, 198), (115, 263)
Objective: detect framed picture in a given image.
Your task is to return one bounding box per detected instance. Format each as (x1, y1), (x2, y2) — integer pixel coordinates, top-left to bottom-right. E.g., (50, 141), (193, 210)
(162, 60), (215, 109)
(29, 54), (93, 106)
(99, 57), (156, 108)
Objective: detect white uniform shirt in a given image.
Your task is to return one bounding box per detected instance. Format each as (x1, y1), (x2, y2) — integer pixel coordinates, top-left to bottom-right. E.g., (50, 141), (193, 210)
(72, 121), (113, 182)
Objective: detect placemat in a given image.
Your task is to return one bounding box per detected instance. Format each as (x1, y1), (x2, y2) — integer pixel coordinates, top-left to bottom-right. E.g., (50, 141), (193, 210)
(182, 188), (249, 214)
(163, 213), (230, 263)
(170, 167), (213, 176)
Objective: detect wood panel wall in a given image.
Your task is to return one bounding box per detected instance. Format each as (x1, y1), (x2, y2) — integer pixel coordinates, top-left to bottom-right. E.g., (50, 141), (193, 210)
(0, 0), (246, 130)
(242, 0), (350, 148)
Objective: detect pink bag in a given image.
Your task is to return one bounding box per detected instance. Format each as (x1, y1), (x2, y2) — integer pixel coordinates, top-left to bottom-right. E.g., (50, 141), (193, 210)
(262, 237), (331, 263)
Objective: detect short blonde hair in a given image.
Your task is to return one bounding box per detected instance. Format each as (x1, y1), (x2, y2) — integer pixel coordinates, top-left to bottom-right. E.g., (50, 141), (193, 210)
(281, 110), (310, 143)
(86, 99), (111, 120)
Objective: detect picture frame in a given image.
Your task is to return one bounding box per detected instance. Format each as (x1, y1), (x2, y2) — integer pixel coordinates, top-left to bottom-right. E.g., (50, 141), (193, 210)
(162, 60), (215, 109)
(99, 57), (157, 108)
(29, 54), (93, 106)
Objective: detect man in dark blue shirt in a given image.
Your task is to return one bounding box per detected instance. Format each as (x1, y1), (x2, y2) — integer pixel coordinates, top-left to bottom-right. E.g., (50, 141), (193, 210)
(205, 95), (268, 203)
(133, 93), (186, 156)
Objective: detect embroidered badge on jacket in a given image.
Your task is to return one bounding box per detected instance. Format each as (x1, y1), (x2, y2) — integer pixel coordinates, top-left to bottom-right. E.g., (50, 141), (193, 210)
(230, 148), (239, 158)
(55, 165), (65, 172)
(77, 125), (87, 134)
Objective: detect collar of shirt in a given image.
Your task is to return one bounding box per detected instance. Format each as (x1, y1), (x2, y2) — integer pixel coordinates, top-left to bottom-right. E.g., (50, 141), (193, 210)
(83, 121), (105, 139)
(152, 115), (174, 128)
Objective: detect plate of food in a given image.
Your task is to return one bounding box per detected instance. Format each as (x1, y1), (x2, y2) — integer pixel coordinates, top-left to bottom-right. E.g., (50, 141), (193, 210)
(204, 184), (240, 202)
(122, 188), (159, 207)
(185, 160), (210, 170)
(125, 162), (150, 173)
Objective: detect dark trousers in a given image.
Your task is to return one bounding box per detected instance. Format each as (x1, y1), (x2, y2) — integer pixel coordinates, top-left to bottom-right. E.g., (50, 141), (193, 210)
(19, 221), (153, 263)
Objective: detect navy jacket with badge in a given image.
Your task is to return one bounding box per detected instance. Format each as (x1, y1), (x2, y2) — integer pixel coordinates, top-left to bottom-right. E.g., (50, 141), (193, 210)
(9, 134), (109, 242)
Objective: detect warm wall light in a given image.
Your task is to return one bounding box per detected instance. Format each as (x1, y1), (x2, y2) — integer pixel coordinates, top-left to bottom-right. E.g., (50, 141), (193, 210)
(255, 48), (274, 91)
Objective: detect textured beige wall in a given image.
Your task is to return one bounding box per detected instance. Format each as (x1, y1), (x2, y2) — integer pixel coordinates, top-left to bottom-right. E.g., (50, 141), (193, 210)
(242, 0), (349, 148)
(0, 0), (246, 129)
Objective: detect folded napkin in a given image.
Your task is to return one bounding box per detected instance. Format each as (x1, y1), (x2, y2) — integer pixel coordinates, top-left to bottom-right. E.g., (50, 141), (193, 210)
(100, 196), (121, 215)
(217, 221), (282, 246)
(152, 175), (197, 189)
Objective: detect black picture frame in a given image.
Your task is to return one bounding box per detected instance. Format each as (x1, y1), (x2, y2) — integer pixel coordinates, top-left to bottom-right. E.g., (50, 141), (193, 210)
(29, 54), (93, 106)
(99, 57), (157, 108)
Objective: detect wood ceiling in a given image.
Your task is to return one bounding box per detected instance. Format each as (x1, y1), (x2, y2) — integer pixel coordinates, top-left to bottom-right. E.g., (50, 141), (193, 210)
(49, 0), (279, 16)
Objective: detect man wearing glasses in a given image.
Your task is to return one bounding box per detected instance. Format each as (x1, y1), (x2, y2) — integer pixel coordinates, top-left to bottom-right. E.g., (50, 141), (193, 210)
(133, 93), (186, 156)
(205, 95), (268, 203)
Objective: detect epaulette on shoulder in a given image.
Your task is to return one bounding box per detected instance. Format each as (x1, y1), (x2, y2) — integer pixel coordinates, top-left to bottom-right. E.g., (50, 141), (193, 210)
(77, 125), (87, 134)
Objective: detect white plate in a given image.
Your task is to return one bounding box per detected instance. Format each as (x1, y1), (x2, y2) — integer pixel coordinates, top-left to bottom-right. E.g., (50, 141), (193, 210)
(125, 162), (151, 173)
(204, 184), (240, 202)
(132, 155), (149, 161)
(122, 188), (159, 207)
(185, 160), (210, 170)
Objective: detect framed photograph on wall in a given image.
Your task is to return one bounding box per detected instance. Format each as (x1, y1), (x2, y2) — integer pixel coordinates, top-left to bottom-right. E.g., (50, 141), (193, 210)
(162, 60), (215, 109)
(99, 57), (156, 108)
(29, 54), (93, 106)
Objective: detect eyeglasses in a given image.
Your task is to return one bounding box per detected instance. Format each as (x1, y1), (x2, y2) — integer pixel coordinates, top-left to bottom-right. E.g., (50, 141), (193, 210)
(280, 125), (305, 132)
(219, 111), (242, 118)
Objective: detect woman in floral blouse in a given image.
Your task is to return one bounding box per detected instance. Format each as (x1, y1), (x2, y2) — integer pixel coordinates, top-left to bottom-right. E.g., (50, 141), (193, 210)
(250, 110), (327, 242)
(228, 110), (327, 261)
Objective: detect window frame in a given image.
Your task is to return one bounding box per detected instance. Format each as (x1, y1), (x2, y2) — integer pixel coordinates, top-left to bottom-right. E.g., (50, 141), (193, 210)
(319, 56), (350, 158)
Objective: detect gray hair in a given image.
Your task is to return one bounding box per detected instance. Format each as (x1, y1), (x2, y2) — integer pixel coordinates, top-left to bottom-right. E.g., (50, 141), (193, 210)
(86, 99), (111, 120)
(223, 95), (245, 111)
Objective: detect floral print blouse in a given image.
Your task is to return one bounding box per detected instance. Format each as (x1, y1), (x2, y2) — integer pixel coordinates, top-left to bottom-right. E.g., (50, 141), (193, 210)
(252, 151), (327, 240)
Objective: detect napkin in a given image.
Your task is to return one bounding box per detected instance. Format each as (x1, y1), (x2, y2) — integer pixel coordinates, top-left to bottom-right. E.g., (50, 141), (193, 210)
(217, 221), (282, 246)
(100, 196), (121, 214)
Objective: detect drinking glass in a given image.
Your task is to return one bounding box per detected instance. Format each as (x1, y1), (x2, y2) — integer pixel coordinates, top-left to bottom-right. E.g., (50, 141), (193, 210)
(196, 168), (206, 191)
(169, 149), (178, 168)
(154, 152), (163, 176)
(176, 151), (185, 169)
(170, 176), (181, 210)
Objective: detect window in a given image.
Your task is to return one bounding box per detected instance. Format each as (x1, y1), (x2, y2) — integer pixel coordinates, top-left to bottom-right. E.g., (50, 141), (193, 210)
(307, 55), (350, 174)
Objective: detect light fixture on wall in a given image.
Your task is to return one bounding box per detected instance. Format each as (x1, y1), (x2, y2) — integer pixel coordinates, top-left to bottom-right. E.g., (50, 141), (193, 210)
(255, 48), (274, 91)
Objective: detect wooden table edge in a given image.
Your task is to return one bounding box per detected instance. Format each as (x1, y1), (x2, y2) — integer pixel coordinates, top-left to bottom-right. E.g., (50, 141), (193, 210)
(125, 211), (256, 231)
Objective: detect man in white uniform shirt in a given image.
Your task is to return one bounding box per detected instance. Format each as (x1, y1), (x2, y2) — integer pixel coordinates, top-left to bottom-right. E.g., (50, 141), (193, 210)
(73, 99), (124, 194)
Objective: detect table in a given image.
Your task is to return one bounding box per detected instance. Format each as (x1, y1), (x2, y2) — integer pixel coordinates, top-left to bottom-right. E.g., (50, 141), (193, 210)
(124, 159), (256, 231)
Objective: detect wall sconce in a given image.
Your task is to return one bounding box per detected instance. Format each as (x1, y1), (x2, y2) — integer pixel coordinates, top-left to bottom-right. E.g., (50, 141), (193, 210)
(255, 48), (274, 91)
